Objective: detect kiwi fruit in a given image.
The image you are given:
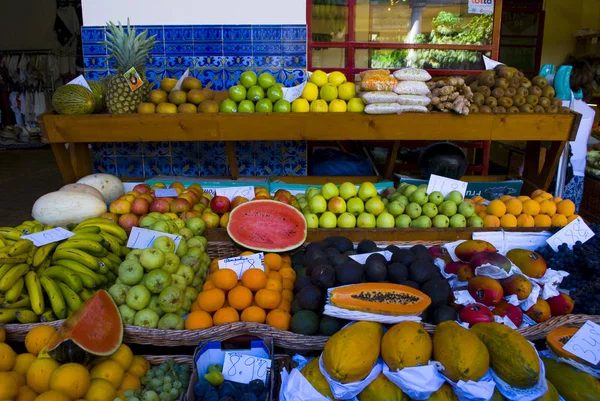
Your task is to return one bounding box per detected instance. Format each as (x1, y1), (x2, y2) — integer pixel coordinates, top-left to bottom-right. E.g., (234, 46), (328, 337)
(479, 105), (492, 113)
(472, 92), (485, 106)
(532, 76), (547, 88)
(478, 74), (495, 87)
(494, 77), (509, 89)
(504, 87), (517, 98)
(477, 85), (491, 97)
(545, 106), (558, 114)
(529, 86), (543, 97)
(542, 86), (556, 98)
(465, 76), (477, 85)
(485, 96), (498, 108)
(526, 95), (539, 106)
(551, 97), (563, 107)
(559, 106), (571, 114)
(507, 106), (520, 113)
(516, 87), (529, 97)
(497, 66), (517, 79)
(491, 88), (505, 99)
(519, 104), (534, 113)
(469, 104), (479, 113)
(509, 77), (521, 89)
(498, 97), (513, 108)
(538, 96), (551, 108)
(516, 70), (525, 79)
(492, 106), (507, 113)
(469, 81), (479, 92)
(513, 95), (526, 107)
(533, 105), (545, 113)
(521, 78), (532, 88)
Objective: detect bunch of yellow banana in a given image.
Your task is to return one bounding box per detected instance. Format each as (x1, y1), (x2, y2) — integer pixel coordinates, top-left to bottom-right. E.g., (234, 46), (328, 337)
(0, 217), (128, 323)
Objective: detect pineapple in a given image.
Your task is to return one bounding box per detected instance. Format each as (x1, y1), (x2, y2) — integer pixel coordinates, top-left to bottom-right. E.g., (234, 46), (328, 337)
(104, 20), (156, 114)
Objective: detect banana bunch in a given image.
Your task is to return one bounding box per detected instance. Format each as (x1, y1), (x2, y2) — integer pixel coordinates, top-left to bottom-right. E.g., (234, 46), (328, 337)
(0, 217), (128, 324)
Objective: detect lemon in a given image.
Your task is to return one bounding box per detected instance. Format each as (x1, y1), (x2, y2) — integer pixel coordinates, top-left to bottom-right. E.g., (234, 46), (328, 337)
(328, 71), (347, 87)
(292, 98), (310, 113)
(310, 100), (328, 113)
(329, 99), (347, 112)
(309, 70), (328, 88)
(319, 84), (338, 102)
(301, 82), (319, 101)
(338, 82), (357, 101)
(348, 98), (366, 113)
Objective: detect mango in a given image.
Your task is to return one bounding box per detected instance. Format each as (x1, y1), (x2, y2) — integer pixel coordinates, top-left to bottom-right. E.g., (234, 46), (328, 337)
(506, 249), (547, 278)
(492, 300), (523, 327)
(470, 252), (512, 273)
(457, 264), (475, 282)
(526, 298), (551, 323)
(455, 240), (497, 262)
(467, 276), (504, 306)
(546, 293), (574, 315)
(501, 274), (532, 300)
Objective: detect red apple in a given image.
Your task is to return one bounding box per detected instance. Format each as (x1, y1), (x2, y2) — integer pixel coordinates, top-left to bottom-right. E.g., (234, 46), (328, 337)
(231, 196), (249, 209)
(133, 183), (151, 194)
(110, 199), (131, 214)
(149, 199), (170, 213)
(101, 212), (119, 222)
(171, 198), (191, 213)
(130, 197), (150, 216)
(118, 213), (139, 234)
(199, 196), (210, 206)
(187, 186), (203, 197)
(138, 193), (154, 203)
(178, 193), (195, 206)
(180, 211), (200, 221)
(210, 196), (231, 214)
(163, 197), (174, 204)
(274, 195), (292, 204)
(274, 189), (292, 200)
(181, 190), (200, 204)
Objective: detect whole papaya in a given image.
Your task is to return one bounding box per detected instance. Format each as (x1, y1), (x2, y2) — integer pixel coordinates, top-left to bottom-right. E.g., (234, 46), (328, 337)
(358, 373), (408, 401)
(381, 321), (432, 370)
(301, 358), (338, 400)
(426, 383), (459, 401)
(542, 357), (600, 401)
(535, 380), (559, 401)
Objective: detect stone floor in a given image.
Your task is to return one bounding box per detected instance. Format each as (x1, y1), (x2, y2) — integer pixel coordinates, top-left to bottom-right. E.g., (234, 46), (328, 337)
(0, 148), (63, 226)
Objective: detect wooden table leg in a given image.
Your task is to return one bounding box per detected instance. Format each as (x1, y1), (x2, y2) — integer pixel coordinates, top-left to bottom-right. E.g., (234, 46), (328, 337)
(69, 143), (93, 180)
(225, 142), (239, 180)
(383, 141), (401, 180)
(522, 140), (566, 193)
(50, 143), (77, 184)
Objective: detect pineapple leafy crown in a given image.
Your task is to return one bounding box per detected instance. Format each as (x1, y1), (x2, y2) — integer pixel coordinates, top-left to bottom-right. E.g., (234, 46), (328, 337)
(104, 19), (157, 75)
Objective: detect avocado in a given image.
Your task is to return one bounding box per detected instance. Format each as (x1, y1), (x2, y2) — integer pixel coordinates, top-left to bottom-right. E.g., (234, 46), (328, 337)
(311, 265), (336, 289)
(391, 249), (416, 266)
(385, 245), (399, 252)
(366, 253), (387, 266)
(415, 252), (433, 262)
(297, 285), (324, 311)
(291, 298), (303, 314)
(305, 257), (330, 276)
(335, 262), (364, 285)
(431, 305), (457, 325)
(305, 242), (325, 256)
(290, 310), (320, 335)
(357, 240), (379, 254)
(421, 279), (451, 308)
(294, 276), (313, 293)
(400, 280), (420, 290)
(319, 316), (347, 336)
(344, 250), (357, 256)
(329, 254), (349, 267)
(323, 236), (354, 253)
(324, 247), (341, 258)
(408, 260), (436, 284)
(387, 263), (408, 284)
(295, 266), (306, 278)
(365, 261), (387, 282)
(303, 250), (326, 266)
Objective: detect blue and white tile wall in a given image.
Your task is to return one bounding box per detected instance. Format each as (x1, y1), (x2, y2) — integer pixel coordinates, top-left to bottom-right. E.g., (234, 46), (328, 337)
(82, 24), (308, 178)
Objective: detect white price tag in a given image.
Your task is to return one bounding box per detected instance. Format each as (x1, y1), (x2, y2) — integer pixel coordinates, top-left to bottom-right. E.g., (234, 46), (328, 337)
(66, 75), (92, 91)
(546, 217), (595, 252)
(222, 352), (272, 384)
(154, 188), (178, 197)
(216, 186), (255, 201)
(21, 227), (75, 246)
(126, 227), (181, 250)
(218, 253), (265, 278)
(563, 321), (600, 366)
(349, 251), (393, 264)
(468, 0), (494, 15)
(426, 174), (468, 198)
(173, 68), (190, 91)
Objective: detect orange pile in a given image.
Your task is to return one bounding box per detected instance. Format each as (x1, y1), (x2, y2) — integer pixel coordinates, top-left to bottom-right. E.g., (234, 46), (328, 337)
(471, 190), (578, 228)
(185, 252), (295, 331)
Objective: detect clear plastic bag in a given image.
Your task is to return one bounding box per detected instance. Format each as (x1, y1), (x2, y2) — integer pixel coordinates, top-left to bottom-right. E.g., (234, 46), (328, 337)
(360, 75), (398, 92)
(393, 68), (432, 82)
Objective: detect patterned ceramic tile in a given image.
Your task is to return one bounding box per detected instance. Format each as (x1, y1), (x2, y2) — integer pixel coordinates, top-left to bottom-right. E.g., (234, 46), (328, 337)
(115, 142), (144, 156)
(165, 42), (193, 55)
(92, 157), (117, 175)
(151, 43), (166, 56)
(282, 25), (307, 41)
(280, 69), (306, 86)
(193, 43), (223, 56)
(257, 156), (283, 176)
(193, 25), (223, 42)
(117, 156), (144, 178)
(166, 56), (194, 68)
(254, 56), (282, 68)
(199, 158), (229, 176)
(253, 25), (282, 42)
(83, 56), (108, 69)
(137, 25), (165, 41)
(283, 55), (306, 68)
(83, 44), (107, 55)
(253, 42), (282, 56)
(84, 70), (110, 81)
(144, 157), (172, 177)
(165, 68), (187, 79)
(195, 56), (223, 68)
(223, 69), (246, 88)
(238, 159), (257, 176)
(146, 69), (164, 89)
(223, 43), (253, 56)
(223, 56), (253, 68)
(195, 69), (224, 90)
(147, 56), (166, 69)
(81, 27), (105, 43)
(91, 143), (115, 157)
(172, 158), (200, 176)
(223, 26), (252, 42)
(282, 41), (306, 55)
(171, 141), (198, 158)
(164, 25), (193, 41)
(235, 141), (257, 158)
(145, 142), (171, 157)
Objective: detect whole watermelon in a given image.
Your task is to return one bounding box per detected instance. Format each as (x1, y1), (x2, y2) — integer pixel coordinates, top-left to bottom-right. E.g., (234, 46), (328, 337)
(52, 85), (95, 115)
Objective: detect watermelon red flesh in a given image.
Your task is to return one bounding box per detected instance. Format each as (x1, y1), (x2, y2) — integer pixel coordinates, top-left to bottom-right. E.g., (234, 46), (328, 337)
(46, 289), (123, 358)
(227, 200), (307, 252)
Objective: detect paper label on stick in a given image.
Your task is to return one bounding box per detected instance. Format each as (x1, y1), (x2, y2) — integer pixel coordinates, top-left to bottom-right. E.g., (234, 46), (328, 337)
(173, 68), (190, 91)
(154, 188), (178, 197)
(546, 217), (595, 251)
(563, 321), (600, 365)
(222, 351), (272, 384)
(66, 75), (92, 91)
(126, 227), (181, 250)
(218, 253), (265, 278)
(21, 228), (75, 246)
(426, 174), (468, 197)
(216, 186), (255, 201)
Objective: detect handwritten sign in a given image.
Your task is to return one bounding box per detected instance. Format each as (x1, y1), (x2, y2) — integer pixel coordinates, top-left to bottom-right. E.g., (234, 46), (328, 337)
(216, 186), (255, 201)
(203, 187), (217, 197)
(547, 217), (595, 252)
(126, 227), (181, 250)
(218, 253), (265, 278)
(21, 227), (74, 246)
(222, 352), (272, 384)
(563, 321), (600, 365)
(66, 75), (92, 91)
(426, 174), (468, 198)
(154, 188), (178, 197)
(349, 250), (393, 264)
(469, 0), (494, 15)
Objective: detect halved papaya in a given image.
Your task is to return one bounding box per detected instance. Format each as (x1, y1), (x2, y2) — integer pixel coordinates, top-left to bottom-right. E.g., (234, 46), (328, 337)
(46, 290), (122, 364)
(546, 327), (594, 367)
(330, 283), (431, 316)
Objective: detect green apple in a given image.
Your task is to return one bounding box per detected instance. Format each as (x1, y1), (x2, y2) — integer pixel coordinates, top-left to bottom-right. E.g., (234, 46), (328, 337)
(397, 195), (410, 208)
(402, 184), (418, 197)
(228, 85), (247, 102)
(237, 100), (255, 113)
(445, 190), (464, 205)
(365, 198), (385, 216)
(458, 202), (475, 218)
(306, 187), (320, 200)
(388, 192), (402, 202)
(339, 182), (357, 200)
(273, 99), (291, 113)
(309, 195), (327, 214)
(358, 182), (377, 201)
(337, 212), (356, 228)
(258, 72), (277, 89)
(406, 202), (422, 219)
(418, 184), (428, 190)
(319, 211), (337, 228)
(428, 191), (445, 206)
(439, 201), (457, 217)
(449, 214), (467, 228)
(432, 214), (450, 228)
(467, 215), (484, 227)
(409, 189), (429, 206)
(376, 212), (395, 228)
(267, 86), (284, 102)
(328, 196), (346, 214)
(412, 216), (432, 228)
(240, 71), (258, 89)
(219, 99), (237, 113)
(395, 214), (412, 228)
(422, 203), (438, 218)
(387, 200), (405, 217)
(304, 213), (319, 228)
(321, 183), (339, 200)
(356, 212), (376, 228)
(302, 206), (310, 214)
(247, 85), (265, 102)
(255, 99), (273, 112)
(346, 197), (365, 215)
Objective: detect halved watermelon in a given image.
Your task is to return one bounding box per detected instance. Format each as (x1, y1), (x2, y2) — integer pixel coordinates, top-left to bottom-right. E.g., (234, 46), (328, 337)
(227, 200), (307, 252)
(46, 290), (122, 364)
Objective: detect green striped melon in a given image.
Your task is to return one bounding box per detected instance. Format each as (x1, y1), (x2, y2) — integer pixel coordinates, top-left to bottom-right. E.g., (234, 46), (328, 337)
(52, 84), (95, 115)
(89, 81), (106, 113)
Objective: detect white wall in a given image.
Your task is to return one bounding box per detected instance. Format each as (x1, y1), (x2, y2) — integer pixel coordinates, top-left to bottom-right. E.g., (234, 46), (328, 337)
(0, 1), (58, 51)
(82, 0), (307, 26)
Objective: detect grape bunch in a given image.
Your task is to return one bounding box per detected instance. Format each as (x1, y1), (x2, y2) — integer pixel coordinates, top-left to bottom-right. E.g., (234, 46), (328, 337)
(116, 359), (192, 401)
(536, 223), (600, 315)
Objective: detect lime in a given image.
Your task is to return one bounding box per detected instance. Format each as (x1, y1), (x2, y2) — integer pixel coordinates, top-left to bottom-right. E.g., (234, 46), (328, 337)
(247, 86), (265, 102)
(255, 99), (273, 112)
(266, 86), (283, 102)
(273, 99), (291, 113)
(258, 73), (277, 90)
(238, 100), (255, 113)
(228, 85), (247, 102)
(219, 99), (237, 113)
(240, 71), (258, 89)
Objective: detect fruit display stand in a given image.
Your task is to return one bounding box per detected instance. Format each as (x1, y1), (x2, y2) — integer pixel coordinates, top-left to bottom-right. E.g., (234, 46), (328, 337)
(40, 111), (581, 194)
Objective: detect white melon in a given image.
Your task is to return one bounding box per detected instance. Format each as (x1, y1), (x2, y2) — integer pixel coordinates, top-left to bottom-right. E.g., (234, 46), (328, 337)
(32, 191), (107, 226)
(76, 173), (125, 204)
(59, 183), (105, 202)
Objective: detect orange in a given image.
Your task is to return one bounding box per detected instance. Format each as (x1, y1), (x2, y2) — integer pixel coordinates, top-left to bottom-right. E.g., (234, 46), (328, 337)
(191, 301), (202, 311)
(282, 278), (294, 291)
(477, 211), (488, 219)
(266, 278), (283, 293)
(533, 196), (547, 203)
(34, 390), (71, 401)
(185, 310), (213, 330)
(241, 306), (267, 324)
(500, 195), (514, 202)
(264, 254), (283, 271)
(90, 360), (124, 388)
(281, 289), (294, 303)
(126, 356), (150, 378)
(483, 215), (500, 228)
(212, 268), (239, 291)
(16, 385), (37, 401)
(281, 255), (292, 265)
(0, 372), (18, 399)
(241, 269), (267, 292)
(553, 197), (563, 204)
(209, 262), (219, 273)
(539, 200), (557, 216)
(240, 251), (255, 256)
(279, 267), (296, 281)
(567, 214), (580, 223)
(500, 214), (517, 228)
(472, 196), (484, 203)
(255, 289), (282, 310)
(539, 192), (553, 200)
(13, 353), (37, 377)
(267, 271), (281, 280)
(49, 363), (90, 399)
(25, 326), (57, 356)
(517, 214), (535, 228)
(531, 189), (545, 199)
(0, 343), (16, 371)
(118, 373), (141, 392)
(227, 286), (253, 311)
(27, 358), (60, 393)
(517, 196), (531, 203)
(487, 200), (507, 217)
(203, 281), (216, 291)
(522, 200), (541, 216)
(108, 344), (133, 371)
(197, 288), (225, 312)
(551, 214), (568, 227)
(9, 371), (26, 387)
(213, 307), (240, 325)
(266, 309), (291, 331)
(84, 378), (116, 401)
(534, 214), (552, 227)
(557, 200), (575, 217)
(504, 199), (523, 216)
(276, 299), (292, 313)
